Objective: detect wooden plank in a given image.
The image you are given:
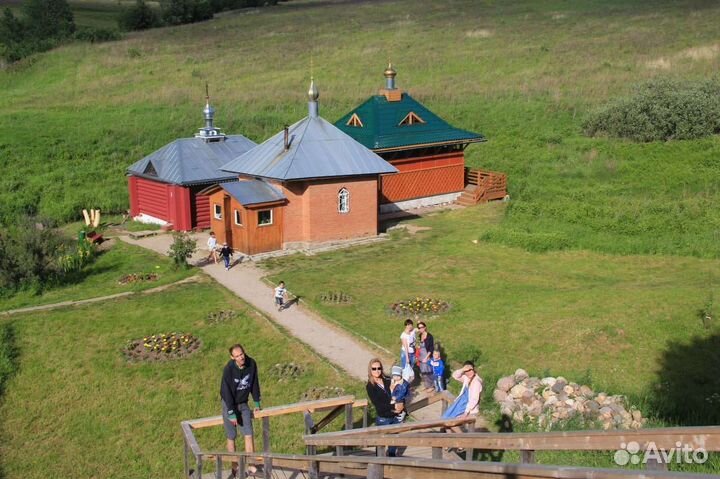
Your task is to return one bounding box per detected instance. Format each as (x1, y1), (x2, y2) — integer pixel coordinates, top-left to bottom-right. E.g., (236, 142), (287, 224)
(186, 416), (224, 430)
(181, 422), (203, 456)
(253, 395), (356, 418)
(199, 452), (720, 479)
(304, 417), (476, 443)
(304, 427), (720, 452)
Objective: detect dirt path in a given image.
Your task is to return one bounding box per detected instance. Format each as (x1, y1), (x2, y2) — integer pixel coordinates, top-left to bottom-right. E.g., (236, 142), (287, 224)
(120, 232), (445, 420)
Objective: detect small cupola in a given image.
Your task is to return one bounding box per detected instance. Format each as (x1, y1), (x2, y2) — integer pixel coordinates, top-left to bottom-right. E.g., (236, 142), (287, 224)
(308, 77), (319, 118)
(379, 62), (403, 102)
(195, 83), (227, 142)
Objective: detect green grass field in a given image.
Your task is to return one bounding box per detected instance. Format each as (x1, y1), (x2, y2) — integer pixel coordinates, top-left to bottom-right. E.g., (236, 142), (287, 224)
(263, 204), (720, 425)
(1, 0), (719, 258)
(0, 280), (362, 478)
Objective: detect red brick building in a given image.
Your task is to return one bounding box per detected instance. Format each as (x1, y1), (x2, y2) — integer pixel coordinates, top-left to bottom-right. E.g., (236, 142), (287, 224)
(207, 80), (397, 255)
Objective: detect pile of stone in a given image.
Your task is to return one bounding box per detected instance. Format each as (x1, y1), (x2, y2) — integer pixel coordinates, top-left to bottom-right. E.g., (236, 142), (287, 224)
(493, 369), (646, 430)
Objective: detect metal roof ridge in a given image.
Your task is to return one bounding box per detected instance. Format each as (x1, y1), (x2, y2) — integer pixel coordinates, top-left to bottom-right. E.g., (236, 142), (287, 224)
(278, 116), (313, 179)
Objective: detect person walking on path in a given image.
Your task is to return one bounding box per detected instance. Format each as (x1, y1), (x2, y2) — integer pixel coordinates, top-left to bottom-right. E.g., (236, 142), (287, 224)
(366, 358), (403, 456)
(442, 361), (483, 434)
(207, 231), (219, 264)
(274, 281), (288, 311)
(399, 319), (416, 370)
(416, 321), (435, 391)
(220, 344), (262, 477)
(219, 242), (233, 270)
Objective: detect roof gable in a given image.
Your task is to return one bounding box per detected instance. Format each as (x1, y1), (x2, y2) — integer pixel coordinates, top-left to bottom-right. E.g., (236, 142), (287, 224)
(334, 93), (485, 151)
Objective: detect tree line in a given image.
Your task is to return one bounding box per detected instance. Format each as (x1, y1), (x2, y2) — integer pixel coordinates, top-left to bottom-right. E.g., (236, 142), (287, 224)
(0, 0), (284, 64)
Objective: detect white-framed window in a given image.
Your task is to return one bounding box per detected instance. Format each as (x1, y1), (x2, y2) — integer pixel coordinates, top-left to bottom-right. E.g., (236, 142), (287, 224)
(234, 209), (242, 226)
(258, 209), (273, 226)
(338, 188), (350, 213)
(213, 204), (222, 220)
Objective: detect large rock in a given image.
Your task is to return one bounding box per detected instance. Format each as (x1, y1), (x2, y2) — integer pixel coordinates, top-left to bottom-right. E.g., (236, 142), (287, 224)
(514, 368), (529, 382)
(510, 384), (528, 399)
(521, 390), (535, 405)
(496, 376), (515, 392)
(493, 389), (508, 403)
(541, 377), (557, 387)
(542, 388), (555, 400)
(551, 380), (567, 394)
(579, 385), (594, 398)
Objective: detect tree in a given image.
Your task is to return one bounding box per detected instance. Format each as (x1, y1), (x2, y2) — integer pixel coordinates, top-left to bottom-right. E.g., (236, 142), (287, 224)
(118, 0), (161, 31)
(22, 0), (75, 39)
(167, 232), (197, 269)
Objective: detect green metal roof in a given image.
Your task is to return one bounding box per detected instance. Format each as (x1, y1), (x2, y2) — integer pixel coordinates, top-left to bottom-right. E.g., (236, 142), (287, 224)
(334, 93), (485, 151)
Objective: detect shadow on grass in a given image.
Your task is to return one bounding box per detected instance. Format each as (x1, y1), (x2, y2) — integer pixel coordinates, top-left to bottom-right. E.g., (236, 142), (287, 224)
(650, 332), (720, 426)
(0, 322), (19, 479)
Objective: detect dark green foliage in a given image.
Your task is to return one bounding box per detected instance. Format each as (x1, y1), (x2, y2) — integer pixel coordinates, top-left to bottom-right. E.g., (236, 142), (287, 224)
(0, 217), (65, 296)
(118, 0), (161, 31)
(584, 78), (720, 142)
(161, 0), (212, 26)
(21, 0), (75, 39)
(0, 0), (75, 63)
(73, 26), (122, 43)
(167, 232), (197, 269)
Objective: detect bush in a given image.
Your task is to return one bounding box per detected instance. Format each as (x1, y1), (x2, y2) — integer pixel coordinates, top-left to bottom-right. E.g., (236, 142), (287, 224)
(0, 217), (66, 296)
(73, 26), (122, 43)
(161, 0), (212, 26)
(118, 0), (162, 31)
(584, 78), (720, 142)
(167, 232), (197, 269)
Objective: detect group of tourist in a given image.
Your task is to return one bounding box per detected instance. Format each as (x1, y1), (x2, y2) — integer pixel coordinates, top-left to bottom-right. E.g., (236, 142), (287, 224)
(217, 322), (481, 476)
(366, 318), (484, 456)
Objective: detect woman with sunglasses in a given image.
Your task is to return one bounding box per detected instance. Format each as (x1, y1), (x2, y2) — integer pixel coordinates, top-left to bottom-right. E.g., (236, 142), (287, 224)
(366, 358), (402, 456)
(416, 322), (435, 392)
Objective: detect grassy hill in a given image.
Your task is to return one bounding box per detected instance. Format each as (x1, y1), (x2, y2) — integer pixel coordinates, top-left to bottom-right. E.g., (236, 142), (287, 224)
(1, 0), (719, 257)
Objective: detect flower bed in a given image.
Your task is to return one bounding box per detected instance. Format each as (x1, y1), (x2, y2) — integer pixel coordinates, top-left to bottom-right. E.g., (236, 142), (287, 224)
(389, 297), (450, 317)
(123, 332), (201, 362)
(205, 310), (237, 325)
(118, 273), (159, 285)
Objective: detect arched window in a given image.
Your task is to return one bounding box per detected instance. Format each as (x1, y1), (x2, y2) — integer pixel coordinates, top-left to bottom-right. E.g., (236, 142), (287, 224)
(338, 188), (350, 213)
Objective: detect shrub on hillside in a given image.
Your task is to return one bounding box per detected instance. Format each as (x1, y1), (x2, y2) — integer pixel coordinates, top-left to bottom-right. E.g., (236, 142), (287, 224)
(73, 26), (122, 43)
(0, 0), (75, 63)
(583, 78), (720, 142)
(118, 0), (162, 31)
(161, 0), (213, 26)
(0, 217), (65, 296)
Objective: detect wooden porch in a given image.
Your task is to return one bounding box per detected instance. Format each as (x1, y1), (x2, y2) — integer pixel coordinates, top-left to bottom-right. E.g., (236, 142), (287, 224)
(457, 167), (508, 206)
(181, 392), (720, 479)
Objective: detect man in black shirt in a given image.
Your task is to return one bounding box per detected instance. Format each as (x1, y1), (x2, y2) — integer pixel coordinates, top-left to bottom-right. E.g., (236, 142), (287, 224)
(220, 344), (262, 477)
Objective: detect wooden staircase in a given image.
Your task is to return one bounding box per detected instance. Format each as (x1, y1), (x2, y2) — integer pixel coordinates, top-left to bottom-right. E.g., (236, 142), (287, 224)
(457, 167), (508, 206)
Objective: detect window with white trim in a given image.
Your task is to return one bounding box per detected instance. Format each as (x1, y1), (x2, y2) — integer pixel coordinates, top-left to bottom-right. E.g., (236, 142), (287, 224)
(258, 209), (273, 226)
(213, 204), (222, 220)
(234, 209), (242, 226)
(338, 188), (350, 213)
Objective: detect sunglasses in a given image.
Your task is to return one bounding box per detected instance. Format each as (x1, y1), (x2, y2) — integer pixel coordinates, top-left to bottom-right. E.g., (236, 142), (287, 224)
(418, 325), (426, 329)
(371, 367), (383, 371)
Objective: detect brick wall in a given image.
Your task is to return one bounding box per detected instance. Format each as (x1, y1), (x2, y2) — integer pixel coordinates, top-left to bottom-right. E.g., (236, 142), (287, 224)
(282, 177), (378, 244)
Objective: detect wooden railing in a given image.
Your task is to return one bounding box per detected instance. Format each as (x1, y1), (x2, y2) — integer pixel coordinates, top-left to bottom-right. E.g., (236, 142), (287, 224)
(182, 393), (720, 479)
(465, 167), (508, 203)
(181, 395), (367, 478)
(304, 426), (720, 472)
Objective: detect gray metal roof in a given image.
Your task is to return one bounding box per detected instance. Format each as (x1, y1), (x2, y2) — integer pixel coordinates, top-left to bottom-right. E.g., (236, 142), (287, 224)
(220, 180), (286, 206)
(127, 135), (257, 186)
(220, 116), (398, 181)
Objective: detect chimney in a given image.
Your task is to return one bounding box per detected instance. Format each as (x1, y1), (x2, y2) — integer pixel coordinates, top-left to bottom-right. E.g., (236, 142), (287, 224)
(284, 125), (289, 150)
